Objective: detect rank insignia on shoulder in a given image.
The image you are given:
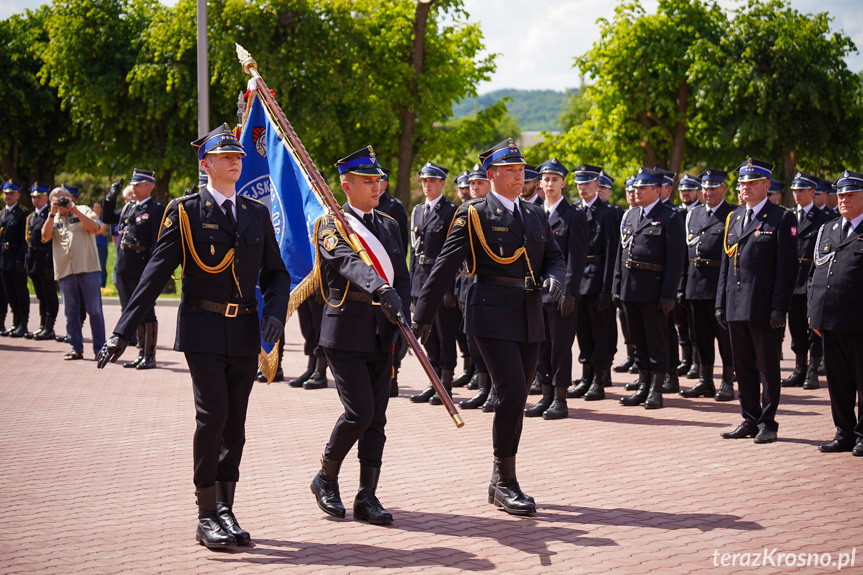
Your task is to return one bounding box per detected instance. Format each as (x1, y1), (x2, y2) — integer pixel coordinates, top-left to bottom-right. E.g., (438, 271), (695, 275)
(319, 227), (336, 239)
(203, 223), (219, 230)
(323, 235), (338, 251)
(491, 226), (508, 232)
(454, 218), (466, 227)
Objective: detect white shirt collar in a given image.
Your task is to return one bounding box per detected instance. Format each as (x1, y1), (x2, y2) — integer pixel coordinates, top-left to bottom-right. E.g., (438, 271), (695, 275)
(843, 212), (863, 233)
(797, 201), (813, 215)
(348, 202), (373, 217)
(425, 194), (442, 211)
(491, 191), (517, 214)
(522, 192), (539, 204)
(206, 185), (237, 217)
(6, 202), (17, 211)
(545, 196), (564, 217)
(746, 196), (769, 219)
(136, 196), (151, 207)
(584, 195), (598, 209)
(641, 198), (661, 218)
(685, 200), (701, 212)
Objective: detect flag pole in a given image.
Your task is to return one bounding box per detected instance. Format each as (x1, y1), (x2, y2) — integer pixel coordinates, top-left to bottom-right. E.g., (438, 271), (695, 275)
(235, 44), (463, 429)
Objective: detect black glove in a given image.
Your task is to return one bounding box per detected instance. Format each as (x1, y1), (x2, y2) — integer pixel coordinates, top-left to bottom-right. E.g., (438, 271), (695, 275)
(260, 314), (284, 345)
(411, 320), (432, 345)
(612, 293), (622, 308)
(769, 309), (786, 330)
(442, 291), (457, 309)
(375, 285), (403, 325)
(595, 291), (612, 312)
(543, 276), (564, 305)
(658, 298), (675, 315)
(96, 334), (129, 369)
(106, 178), (124, 202)
(715, 309), (728, 330)
(559, 292), (576, 318)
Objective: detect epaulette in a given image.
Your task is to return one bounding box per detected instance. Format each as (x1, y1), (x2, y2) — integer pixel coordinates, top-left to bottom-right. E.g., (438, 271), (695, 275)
(375, 209), (396, 222)
(239, 195), (265, 206)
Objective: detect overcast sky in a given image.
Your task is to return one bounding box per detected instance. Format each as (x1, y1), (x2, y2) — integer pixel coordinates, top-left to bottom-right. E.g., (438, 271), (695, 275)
(2, 0), (860, 93)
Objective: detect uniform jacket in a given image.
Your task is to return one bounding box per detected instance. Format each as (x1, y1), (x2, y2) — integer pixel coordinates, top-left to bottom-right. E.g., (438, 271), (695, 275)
(0, 204), (29, 271)
(681, 201), (734, 300)
(115, 188), (290, 356)
(808, 219), (863, 332)
(413, 192), (565, 343)
(376, 191), (409, 254)
(716, 201), (798, 322)
(25, 207), (53, 277)
(576, 199), (620, 296)
(613, 201), (686, 302)
(791, 205), (834, 294)
(102, 194), (165, 277)
(542, 197), (588, 305)
(410, 196), (457, 298)
(317, 203), (411, 354)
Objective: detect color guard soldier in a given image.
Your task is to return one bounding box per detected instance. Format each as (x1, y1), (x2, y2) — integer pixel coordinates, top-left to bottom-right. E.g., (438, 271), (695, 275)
(102, 169), (165, 369)
(527, 158), (587, 419)
(0, 180), (30, 337)
(571, 165), (620, 400)
(782, 171), (833, 390)
(24, 183), (59, 340)
(614, 167), (686, 409)
(309, 146), (410, 525)
(412, 138), (565, 515)
(409, 161), (459, 405)
(679, 170), (735, 400)
(809, 170), (863, 456)
(717, 158), (798, 444)
(520, 164), (543, 205)
(97, 124), (290, 547)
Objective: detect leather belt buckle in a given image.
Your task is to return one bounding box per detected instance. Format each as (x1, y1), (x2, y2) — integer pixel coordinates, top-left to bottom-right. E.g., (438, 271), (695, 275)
(524, 277), (538, 291)
(224, 303), (239, 318)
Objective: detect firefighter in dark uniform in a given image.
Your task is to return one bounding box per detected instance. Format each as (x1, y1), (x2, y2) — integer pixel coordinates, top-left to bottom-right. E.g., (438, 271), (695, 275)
(810, 170), (863, 456)
(412, 138), (566, 516)
(450, 170), (474, 389)
(614, 167), (686, 409)
(598, 171), (625, 380)
(24, 183), (60, 340)
(408, 162), (459, 405)
(615, 177), (639, 376)
(101, 169), (165, 369)
(570, 165), (620, 400)
(309, 146), (410, 525)
(717, 158), (798, 444)
(782, 171), (835, 390)
(520, 164), (544, 205)
(527, 158), (588, 419)
(0, 180), (30, 337)
(97, 124), (290, 548)
(673, 174), (703, 383)
(679, 170), (736, 401)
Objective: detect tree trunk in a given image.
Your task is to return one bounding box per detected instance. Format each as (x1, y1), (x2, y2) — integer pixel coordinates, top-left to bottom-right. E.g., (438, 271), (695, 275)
(669, 81), (688, 178)
(394, 0), (431, 209)
(153, 169), (171, 205)
(781, 148), (796, 207)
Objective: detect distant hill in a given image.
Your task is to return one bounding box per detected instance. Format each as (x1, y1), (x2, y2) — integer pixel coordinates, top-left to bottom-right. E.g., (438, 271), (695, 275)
(451, 89), (573, 132)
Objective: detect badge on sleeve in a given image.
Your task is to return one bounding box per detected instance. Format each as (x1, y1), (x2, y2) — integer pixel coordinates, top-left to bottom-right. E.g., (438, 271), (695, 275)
(163, 217), (173, 229)
(323, 235), (338, 251)
(454, 218), (466, 227)
(790, 226), (797, 237)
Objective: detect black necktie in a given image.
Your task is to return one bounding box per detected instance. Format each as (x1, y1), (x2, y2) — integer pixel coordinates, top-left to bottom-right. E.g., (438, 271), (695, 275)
(512, 203), (523, 229)
(222, 199), (236, 232)
(842, 221), (852, 240)
(363, 212), (377, 237)
(744, 207), (753, 228)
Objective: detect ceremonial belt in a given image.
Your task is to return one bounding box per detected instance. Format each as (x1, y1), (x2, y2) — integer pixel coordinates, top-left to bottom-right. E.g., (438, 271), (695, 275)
(121, 242), (152, 254)
(798, 258), (813, 266)
(476, 274), (539, 291)
(181, 294), (257, 318)
(416, 253), (436, 266)
(328, 287), (376, 304)
(689, 258), (721, 268)
(622, 259), (665, 272)
(586, 255), (603, 263)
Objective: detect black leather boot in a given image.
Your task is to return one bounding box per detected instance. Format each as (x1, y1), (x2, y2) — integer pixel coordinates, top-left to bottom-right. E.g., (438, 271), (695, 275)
(289, 355), (316, 387)
(488, 459), (534, 504)
(686, 349), (701, 379)
(137, 322), (158, 370)
(481, 382), (498, 412)
(195, 486), (237, 548)
(817, 357), (826, 376)
(625, 368), (647, 391)
(429, 368), (454, 405)
(310, 455), (345, 518)
(681, 364), (716, 397)
(528, 375), (543, 395)
(353, 466), (392, 525)
(613, 345), (635, 373)
(466, 369), (480, 390)
(304, 356), (329, 389)
(489, 456), (535, 516)
(803, 357), (820, 389)
(661, 369), (680, 394)
(542, 386), (569, 420)
(390, 365), (399, 397)
(525, 384), (553, 417)
(215, 481), (251, 545)
(584, 368), (608, 401)
(452, 357), (473, 388)
(677, 344), (692, 376)
(124, 325), (146, 368)
(410, 366), (439, 402)
(460, 372), (490, 409)
(568, 364), (594, 398)
(34, 314), (56, 341)
(620, 370), (651, 406)
(644, 372), (664, 409)
(782, 355), (807, 387)
(715, 366), (735, 401)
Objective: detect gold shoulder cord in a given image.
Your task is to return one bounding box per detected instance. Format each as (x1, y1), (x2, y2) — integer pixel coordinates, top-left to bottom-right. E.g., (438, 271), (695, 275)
(25, 213), (32, 243)
(316, 215), (350, 309)
(722, 211), (739, 274)
(173, 201), (243, 298)
(459, 204), (536, 284)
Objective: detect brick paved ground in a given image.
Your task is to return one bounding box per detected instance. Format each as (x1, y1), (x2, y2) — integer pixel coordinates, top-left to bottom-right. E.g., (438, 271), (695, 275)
(2, 302), (861, 574)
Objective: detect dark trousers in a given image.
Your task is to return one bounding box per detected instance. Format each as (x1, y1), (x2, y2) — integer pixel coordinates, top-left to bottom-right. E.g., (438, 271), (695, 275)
(538, 301), (578, 387)
(576, 293), (612, 370)
(297, 297), (324, 357)
(424, 304), (459, 371)
(788, 293), (823, 359)
(467, 333), (488, 373)
(728, 321), (782, 431)
(619, 306), (631, 345)
(689, 299), (733, 367)
(1, 269), (29, 322)
(185, 352), (257, 488)
(0, 279), (6, 323)
(623, 301), (670, 374)
(118, 274), (157, 324)
(456, 322), (469, 359)
(822, 330), (863, 443)
(674, 300), (692, 347)
(29, 273), (59, 323)
(323, 340), (392, 468)
(474, 337), (539, 458)
(667, 311), (680, 370)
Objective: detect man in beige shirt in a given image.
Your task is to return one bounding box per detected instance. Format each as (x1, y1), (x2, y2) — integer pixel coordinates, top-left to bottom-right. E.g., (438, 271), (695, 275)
(41, 186), (105, 359)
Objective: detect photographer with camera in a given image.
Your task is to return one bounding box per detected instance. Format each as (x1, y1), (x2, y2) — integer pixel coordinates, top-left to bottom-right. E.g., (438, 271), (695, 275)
(41, 185), (105, 360)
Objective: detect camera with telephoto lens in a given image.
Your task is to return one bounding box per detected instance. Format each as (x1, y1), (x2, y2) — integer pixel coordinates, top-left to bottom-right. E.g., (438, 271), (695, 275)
(56, 197), (70, 208)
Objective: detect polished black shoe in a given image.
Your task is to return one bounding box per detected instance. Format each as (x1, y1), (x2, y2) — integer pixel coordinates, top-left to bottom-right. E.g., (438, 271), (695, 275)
(721, 423), (757, 439)
(621, 371), (650, 406)
(681, 380), (716, 398)
(255, 371), (267, 382)
(24, 328), (38, 339)
(289, 356), (316, 388)
(466, 370), (480, 390)
(452, 359), (473, 388)
(542, 387), (569, 420)
(818, 439), (854, 453)
(460, 373), (490, 409)
(216, 481), (251, 545)
(802, 358), (820, 390)
(303, 356), (329, 389)
(686, 362), (700, 380)
(624, 380), (639, 391)
(196, 486), (237, 548)
(481, 385), (498, 413)
(853, 443), (863, 457)
(310, 456), (345, 518)
(137, 355), (156, 370)
(0, 325), (9, 336)
(613, 348), (635, 373)
(410, 384), (436, 403)
(817, 357), (826, 376)
(429, 369), (454, 405)
(123, 355), (143, 368)
(753, 428), (778, 444)
(9, 324), (27, 338)
(34, 329), (56, 341)
(661, 372), (679, 394)
(55, 333), (69, 343)
(488, 461), (534, 504)
(528, 376), (543, 395)
(583, 381), (605, 401)
(525, 384), (553, 417)
(353, 466), (392, 525)
(272, 368), (284, 382)
(714, 380), (734, 401)
(567, 380), (591, 399)
(489, 457), (535, 516)
(644, 373), (664, 410)
(781, 356), (807, 387)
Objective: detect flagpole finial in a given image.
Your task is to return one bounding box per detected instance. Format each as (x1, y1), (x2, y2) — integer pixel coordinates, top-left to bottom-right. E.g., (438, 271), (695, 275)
(236, 43), (258, 75)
